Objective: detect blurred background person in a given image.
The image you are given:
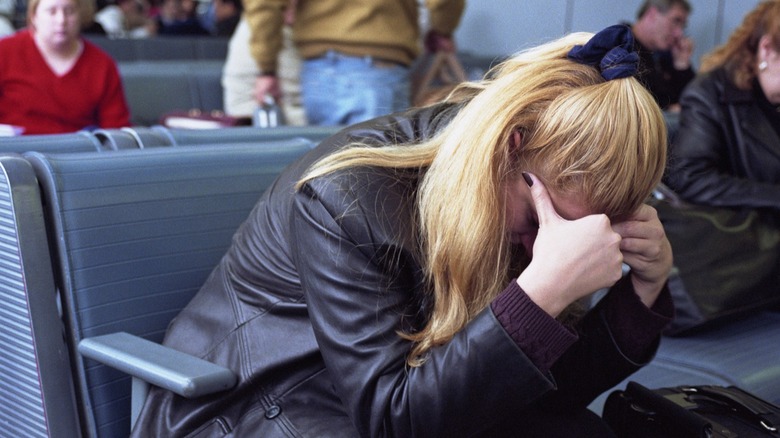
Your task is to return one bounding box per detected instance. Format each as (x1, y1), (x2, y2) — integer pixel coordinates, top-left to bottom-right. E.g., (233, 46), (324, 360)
(248, 0), (465, 126)
(152, 0), (208, 36)
(631, 0), (695, 111)
(222, 0), (306, 125)
(0, 0), (130, 134)
(95, 0), (155, 38)
(211, 0), (240, 36)
(80, 0), (108, 34)
(665, 0), (780, 210)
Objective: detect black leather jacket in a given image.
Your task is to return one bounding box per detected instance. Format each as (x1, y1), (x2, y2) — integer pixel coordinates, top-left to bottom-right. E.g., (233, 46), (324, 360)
(131, 103), (659, 437)
(664, 67), (780, 209)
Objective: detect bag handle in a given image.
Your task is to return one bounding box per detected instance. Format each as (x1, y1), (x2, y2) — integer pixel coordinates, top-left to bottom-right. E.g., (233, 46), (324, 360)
(682, 386), (780, 434)
(412, 51), (468, 106)
(623, 381), (713, 437)
(417, 51), (468, 90)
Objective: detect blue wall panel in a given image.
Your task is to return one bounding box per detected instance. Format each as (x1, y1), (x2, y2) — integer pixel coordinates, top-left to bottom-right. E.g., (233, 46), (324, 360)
(455, 0), (765, 66)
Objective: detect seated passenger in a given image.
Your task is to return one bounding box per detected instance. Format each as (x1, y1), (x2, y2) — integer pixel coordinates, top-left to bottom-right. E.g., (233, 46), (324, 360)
(630, 0), (695, 111)
(95, 0), (155, 39)
(0, 0), (130, 135)
(665, 0), (780, 210)
(151, 0), (208, 36)
(131, 25), (673, 437)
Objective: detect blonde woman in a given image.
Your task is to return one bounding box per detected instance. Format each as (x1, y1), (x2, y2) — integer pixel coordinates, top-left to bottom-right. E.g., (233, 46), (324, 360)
(0, 0), (129, 134)
(133, 25), (673, 437)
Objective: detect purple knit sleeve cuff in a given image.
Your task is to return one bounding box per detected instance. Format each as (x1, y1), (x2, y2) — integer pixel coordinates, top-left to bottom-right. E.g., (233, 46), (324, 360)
(490, 281), (578, 374)
(602, 276), (675, 362)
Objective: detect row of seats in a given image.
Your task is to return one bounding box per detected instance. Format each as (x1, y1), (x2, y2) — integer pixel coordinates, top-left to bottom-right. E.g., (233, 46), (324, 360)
(0, 122), (777, 438)
(0, 125), (340, 437)
(84, 35), (230, 62)
(118, 61), (224, 127)
(0, 124), (342, 153)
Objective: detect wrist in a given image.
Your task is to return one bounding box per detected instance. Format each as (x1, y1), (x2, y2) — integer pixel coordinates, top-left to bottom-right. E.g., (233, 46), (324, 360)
(516, 273), (568, 318)
(630, 273), (666, 308)
(673, 60), (690, 71)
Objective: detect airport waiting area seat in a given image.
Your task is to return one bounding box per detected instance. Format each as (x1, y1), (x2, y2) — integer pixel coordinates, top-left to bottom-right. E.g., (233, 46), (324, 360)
(0, 155), (81, 438)
(85, 36), (229, 63)
(0, 139), (315, 437)
(154, 124), (343, 147)
(93, 125), (343, 148)
(0, 131), (103, 153)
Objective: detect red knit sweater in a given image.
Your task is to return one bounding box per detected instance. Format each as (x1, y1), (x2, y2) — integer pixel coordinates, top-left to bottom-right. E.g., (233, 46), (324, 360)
(0, 30), (130, 135)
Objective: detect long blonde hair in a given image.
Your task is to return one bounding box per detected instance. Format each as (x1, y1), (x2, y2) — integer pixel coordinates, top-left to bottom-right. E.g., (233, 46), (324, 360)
(299, 32), (667, 366)
(700, 0), (780, 89)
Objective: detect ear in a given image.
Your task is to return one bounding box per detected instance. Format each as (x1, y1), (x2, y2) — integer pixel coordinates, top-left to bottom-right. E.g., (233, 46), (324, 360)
(509, 129), (523, 152)
(756, 35), (776, 62)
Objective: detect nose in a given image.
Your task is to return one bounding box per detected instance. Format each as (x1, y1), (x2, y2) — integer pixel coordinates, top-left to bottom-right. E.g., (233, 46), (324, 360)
(54, 8), (67, 23)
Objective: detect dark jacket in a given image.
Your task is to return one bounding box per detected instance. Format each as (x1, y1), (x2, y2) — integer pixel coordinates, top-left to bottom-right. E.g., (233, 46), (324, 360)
(634, 36), (695, 110)
(664, 67), (780, 209)
(131, 103), (660, 437)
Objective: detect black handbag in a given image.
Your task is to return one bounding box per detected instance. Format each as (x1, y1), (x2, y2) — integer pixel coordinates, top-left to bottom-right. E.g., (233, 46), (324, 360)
(650, 185), (780, 335)
(603, 381), (780, 437)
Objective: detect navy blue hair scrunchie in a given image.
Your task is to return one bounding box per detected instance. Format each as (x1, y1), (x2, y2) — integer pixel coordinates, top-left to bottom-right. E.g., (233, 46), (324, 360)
(567, 24), (639, 80)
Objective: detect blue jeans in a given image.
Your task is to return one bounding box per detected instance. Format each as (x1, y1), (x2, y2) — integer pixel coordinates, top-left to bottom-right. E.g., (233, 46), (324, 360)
(300, 50), (411, 126)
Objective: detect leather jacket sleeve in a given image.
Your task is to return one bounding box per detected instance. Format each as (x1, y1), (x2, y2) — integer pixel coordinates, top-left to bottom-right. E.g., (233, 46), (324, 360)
(244, 0), (288, 74)
(665, 71), (780, 209)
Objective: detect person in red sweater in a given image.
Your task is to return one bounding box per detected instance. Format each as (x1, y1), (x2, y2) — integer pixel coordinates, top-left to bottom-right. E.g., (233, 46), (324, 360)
(0, 0), (130, 135)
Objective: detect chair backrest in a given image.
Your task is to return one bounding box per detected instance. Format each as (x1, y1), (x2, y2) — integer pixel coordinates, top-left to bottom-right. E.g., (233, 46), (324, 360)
(86, 36), (229, 62)
(156, 124), (343, 146)
(93, 127), (178, 150)
(24, 138), (314, 437)
(93, 129), (142, 150)
(119, 61), (224, 126)
(0, 131), (102, 154)
(0, 155), (81, 438)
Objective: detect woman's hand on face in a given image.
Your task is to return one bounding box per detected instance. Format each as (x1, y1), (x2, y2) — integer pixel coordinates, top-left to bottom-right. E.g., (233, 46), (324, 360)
(517, 173), (624, 318)
(611, 204), (673, 308)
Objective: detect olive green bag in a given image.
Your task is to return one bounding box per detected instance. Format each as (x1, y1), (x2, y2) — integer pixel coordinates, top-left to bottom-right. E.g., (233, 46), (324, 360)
(651, 185), (780, 335)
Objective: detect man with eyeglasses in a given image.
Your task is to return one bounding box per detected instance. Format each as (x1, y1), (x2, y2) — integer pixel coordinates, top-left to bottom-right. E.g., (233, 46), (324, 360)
(631, 0), (695, 111)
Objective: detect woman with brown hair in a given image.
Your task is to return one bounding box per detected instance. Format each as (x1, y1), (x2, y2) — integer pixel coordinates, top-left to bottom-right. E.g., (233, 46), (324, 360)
(132, 25), (673, 437)
(665, 0), (780, 209)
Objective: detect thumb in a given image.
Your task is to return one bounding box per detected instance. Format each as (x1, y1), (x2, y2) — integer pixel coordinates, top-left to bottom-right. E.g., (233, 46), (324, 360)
(523, 172), (563, 226)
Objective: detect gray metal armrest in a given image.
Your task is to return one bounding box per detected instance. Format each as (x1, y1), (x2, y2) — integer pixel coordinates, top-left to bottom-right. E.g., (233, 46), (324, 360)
(78, 332), (237, 426)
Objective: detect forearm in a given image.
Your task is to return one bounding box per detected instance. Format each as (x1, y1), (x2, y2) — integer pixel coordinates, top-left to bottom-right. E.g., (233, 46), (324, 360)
(491, 281), (578, 374)
(244, 0), (288, 73)
(536, 276), (672, 411)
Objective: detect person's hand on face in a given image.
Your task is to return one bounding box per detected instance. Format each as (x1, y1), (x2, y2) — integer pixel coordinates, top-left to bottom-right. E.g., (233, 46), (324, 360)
(671, 35), (694, 70)
(611, 204), (672, 308)
(516, 173), (624, 318)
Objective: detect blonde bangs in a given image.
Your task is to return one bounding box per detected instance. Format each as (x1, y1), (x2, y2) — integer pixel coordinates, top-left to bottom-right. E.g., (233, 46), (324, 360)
(521, 78), (666, 219)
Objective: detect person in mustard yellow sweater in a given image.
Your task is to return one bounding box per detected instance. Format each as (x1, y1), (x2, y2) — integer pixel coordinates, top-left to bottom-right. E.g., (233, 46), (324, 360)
(247, 0), (464, 126)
